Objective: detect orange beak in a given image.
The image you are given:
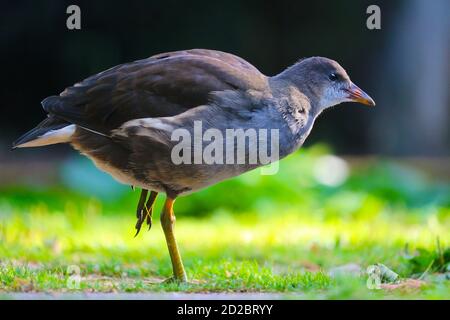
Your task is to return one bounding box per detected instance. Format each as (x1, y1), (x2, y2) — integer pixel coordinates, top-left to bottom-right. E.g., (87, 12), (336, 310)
(345, 82), (376, 106)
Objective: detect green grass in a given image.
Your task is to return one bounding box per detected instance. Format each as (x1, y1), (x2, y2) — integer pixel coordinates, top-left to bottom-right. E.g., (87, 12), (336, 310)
(0, 146), (449, 299)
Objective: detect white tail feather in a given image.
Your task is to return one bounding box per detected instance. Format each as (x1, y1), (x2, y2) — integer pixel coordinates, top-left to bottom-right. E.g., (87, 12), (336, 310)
(16, 125), (76, 148)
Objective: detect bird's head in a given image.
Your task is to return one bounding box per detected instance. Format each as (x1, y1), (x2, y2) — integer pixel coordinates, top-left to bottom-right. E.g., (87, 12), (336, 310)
(277, 56), (375, 112)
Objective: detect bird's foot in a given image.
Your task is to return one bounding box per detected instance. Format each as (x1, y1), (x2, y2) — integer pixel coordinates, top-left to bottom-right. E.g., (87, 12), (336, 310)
(135, 206), (152, 237)
(162, 275), (188, 284)
(134, 190), (158, 237)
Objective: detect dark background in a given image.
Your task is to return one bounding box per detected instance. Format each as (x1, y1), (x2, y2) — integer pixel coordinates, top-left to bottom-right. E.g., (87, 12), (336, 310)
(1, 0), (448, 156)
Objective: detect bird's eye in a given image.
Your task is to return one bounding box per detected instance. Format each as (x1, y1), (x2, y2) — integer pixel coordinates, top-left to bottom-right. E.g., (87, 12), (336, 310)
(329, 73), (339, 81)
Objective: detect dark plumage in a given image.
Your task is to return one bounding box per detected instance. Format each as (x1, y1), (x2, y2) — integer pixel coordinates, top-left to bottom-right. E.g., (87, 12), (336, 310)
(13, 49), (375, 282)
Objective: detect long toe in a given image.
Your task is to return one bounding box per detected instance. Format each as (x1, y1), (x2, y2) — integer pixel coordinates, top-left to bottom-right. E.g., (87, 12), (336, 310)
(146, 211), (152, 230)
(162, 276), (188, 284)
(136, 189), (149, 219)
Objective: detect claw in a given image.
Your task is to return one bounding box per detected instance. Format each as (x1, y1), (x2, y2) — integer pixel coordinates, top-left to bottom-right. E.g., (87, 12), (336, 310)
(134, 190), (158, 237)
(146, 213), (152, 230)
(144, 191), (157, 232)
(135, 212), (147, 237)
(134, 189), (149, 237)
(135, 213), (148, 236)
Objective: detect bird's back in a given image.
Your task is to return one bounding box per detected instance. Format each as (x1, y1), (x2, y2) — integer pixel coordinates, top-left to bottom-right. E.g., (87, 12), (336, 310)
(13, 49), (267, 148)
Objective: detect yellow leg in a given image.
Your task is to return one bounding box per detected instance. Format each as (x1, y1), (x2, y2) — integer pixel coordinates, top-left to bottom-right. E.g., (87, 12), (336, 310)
(160, 197), (187, 282)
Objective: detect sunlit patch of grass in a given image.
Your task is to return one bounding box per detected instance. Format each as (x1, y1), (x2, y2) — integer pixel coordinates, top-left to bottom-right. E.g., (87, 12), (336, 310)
(0, 204), (448, 298)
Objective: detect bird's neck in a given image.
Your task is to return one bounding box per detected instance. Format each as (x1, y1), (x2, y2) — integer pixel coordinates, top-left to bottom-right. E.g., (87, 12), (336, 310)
(278, 110), (317, 158)
(268, 78), (320, 157)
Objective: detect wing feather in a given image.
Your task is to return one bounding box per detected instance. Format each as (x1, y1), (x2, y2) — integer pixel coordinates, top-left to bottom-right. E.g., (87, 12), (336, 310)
(43, 49), (267, 135)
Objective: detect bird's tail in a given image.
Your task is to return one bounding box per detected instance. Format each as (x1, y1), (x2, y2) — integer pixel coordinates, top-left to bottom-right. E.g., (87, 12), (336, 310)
(12, 116), (75, 149)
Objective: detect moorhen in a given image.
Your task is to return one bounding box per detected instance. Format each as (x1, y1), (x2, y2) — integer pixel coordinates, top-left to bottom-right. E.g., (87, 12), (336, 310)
(13, 49), (375, 282)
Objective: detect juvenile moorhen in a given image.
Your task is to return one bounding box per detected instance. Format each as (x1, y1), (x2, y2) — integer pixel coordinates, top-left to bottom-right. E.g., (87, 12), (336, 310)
(13, 49), (375, 282)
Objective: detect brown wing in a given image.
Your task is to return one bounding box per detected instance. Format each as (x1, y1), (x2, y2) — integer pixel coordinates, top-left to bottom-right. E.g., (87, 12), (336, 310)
(42, 49), (267, 135)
